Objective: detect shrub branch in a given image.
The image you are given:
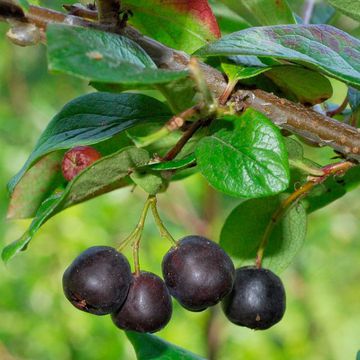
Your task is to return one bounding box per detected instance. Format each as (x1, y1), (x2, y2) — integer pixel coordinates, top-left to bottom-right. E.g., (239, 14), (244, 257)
(0, 2), (359, 162)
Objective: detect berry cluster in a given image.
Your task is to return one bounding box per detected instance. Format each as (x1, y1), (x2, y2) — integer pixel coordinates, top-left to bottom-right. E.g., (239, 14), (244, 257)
(61, 146), (286, 332)
(62, 236), (286, 333)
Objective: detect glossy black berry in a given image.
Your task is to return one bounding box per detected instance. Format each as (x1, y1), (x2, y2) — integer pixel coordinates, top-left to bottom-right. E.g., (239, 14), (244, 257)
(162, 235), (235, 312)
(111, 271), (172, 333)
(62, 246), (132, 315)
(222, 266), (286, 330)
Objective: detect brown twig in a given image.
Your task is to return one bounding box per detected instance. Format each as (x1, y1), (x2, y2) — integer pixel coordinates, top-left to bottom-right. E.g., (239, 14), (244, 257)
(96, 0), (121, 27)
(1, 2), (360, 162)
(233, 89), (360, 162)
(63, 4), (97, 20)
(165, 104), (203, 132)
(255, 160), (355, 268)
(163, 118), (207, 161)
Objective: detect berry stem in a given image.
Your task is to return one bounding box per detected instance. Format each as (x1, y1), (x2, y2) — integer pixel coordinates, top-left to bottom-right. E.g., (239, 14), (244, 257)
(255, 160), (355, 268)
(117, 196), (153, 275)
(150, 196), (177, 246)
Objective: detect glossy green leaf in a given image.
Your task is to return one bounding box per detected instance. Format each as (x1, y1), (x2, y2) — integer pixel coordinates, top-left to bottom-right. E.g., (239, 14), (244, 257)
(196, 25), (360, 88)
(222, 0), (296, 26)
(123, 0), (220, 53)
(47, 24), (187, 85)
(220, 195), (307, 272)
(265, 66), (333, 105)
(328, 0), (360, 22)
(126, 331), (205, 360)
(2, 147), (149, 262)
(8, 92), (171, 198)
(195, 109), (289, 198)
(221, 62), (270, 82)
(150, 153), (196, 171)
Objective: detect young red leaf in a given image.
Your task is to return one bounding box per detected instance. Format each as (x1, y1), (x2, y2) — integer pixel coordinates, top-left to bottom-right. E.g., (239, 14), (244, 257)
(170, 0), (221, 38)
(123, 0), (220, 53)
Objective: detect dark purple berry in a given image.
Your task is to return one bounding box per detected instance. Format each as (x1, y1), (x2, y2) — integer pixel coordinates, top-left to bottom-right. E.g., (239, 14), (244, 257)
(162, 235), (235, 311)
(62, 246), (131, 315)
(111, 271), (172, 333)
(222, 266), (286, 330)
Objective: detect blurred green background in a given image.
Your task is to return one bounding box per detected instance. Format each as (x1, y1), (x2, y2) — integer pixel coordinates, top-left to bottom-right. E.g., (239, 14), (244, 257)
(0, 3), (359, 359)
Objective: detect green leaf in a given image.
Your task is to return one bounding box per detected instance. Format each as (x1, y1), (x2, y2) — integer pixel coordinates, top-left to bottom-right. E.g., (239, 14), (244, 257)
(196, 25), (360, 88)
(284, 138), (322, 176)
(195, 109), (289, 198)
(126, 331), (205, 360)
(130, 171), (167, 195)
(7, 152), (65, 220)
(265, 66), (333, 105)
(328, 0), (360, 22)
(210, 1), (250, 35)
(3, 147), (149, 262)
(60, 147), (149, 209)
(150, 153), (196, 171)
(221, 0), (296, 26)
(157, 77), (199, 113)
(47, 24), (187, 85)
(122, 0), (220, 53)
(220, 195), (307, 272)
(2, 194), (61, 263)
(16, 0), (29, 11)
(221, 62), (270, 82)
(8, 92), (171, 200)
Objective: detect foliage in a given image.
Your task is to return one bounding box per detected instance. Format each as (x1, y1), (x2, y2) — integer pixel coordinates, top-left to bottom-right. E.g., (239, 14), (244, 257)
(0, 0), (359, 359)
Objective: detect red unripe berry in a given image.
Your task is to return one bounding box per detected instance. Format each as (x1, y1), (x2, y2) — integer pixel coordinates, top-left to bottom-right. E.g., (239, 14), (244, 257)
(62, 146), (101, 181)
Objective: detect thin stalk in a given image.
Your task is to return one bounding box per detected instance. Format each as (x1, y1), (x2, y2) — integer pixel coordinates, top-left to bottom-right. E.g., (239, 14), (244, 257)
(255, 161), (355, 268)
(117, 195), (153, 275)
(163, 118), (206, 161)
(150, 197), (177, 246)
